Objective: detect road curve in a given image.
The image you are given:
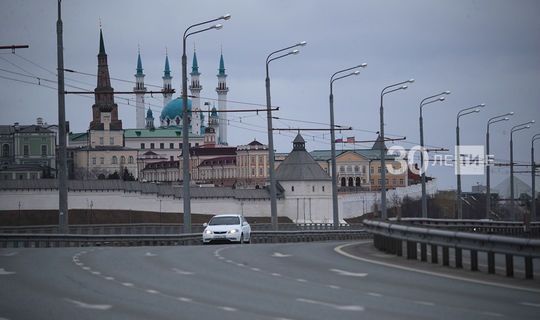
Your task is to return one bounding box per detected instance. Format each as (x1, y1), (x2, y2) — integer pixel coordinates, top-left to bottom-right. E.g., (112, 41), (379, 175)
(1, 241), (539, 320)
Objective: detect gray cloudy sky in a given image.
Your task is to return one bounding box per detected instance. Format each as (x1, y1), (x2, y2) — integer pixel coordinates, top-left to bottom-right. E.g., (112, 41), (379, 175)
(1, 0), (539, 191)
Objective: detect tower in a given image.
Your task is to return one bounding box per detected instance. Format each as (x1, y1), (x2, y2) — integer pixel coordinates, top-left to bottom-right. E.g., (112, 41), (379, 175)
(90, 29), (122, 130)
(134, 49), (147, 129)
(189, 51), (202, 135)
(216, 53), (229, 145)
(162, 53), (173, 108)
(145, 108), (155, 130)
(209, 106), (219, 135)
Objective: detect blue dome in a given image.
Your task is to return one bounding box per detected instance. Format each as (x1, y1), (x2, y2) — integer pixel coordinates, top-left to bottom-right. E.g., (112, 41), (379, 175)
(160, 97), (192, 122)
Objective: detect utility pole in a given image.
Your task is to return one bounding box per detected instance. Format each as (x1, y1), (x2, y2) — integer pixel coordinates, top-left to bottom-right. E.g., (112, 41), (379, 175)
(57, 0), (69, 233)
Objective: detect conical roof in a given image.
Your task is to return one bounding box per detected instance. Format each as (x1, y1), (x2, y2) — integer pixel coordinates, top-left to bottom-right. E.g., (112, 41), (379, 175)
(275, 134), (331, 181)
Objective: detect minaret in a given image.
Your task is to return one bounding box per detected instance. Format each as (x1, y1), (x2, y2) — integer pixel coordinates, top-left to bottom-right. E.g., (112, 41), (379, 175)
(90, 29), (122, 130)
(189, 51), (202, 135)
(134, 49), (147, 129)
(162, 52), (173, 109)
(145, 107), (155, 130)
(209, 105), (219, 135)
(216, 52), (229, 145)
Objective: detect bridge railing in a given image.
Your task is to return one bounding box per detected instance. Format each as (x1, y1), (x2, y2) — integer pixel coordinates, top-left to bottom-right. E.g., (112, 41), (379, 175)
(363, 219), (540, 279)
(0, 229), (370, 248)
(0, 223), (362, 235)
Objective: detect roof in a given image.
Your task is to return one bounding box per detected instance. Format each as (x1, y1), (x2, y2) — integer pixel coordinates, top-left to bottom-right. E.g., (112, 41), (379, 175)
(275, 134), (331, 182)
(125, 127), (182, 138)
(0, 125), (14, 135)
(199, 156), (236, 167)
(15, 125), (54, 134)
(310, 149), (396, 161)
(69, 132), (88, 142)
(372, 134), (387, 150)
(190, 147), (236, 157)
(99, 29), (106, 54)
(248, 140), (263, 146)
(143, 160), (179, 170)
(191, 51), (200, 75)
(163, 54), (171, 78)
(218, 53), (226, 76)
(136, 51), (144, 75)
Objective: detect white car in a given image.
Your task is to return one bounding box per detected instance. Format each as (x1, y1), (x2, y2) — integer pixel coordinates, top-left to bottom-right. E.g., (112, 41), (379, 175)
(202, 214), (251, 244)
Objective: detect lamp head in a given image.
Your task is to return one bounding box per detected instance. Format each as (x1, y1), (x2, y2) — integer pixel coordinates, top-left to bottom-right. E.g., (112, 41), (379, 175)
(297, 41), (307, 46)
(222, 14), (231, 20)
(438, 97), (446, 101)
(474, 109), (480, 113)
(479, 103), (486, 107)
(213, 24), (223, 30)
(531, 120), (536, 124)
(360, 63), (368, 68)
(508, 112), (514, 116)
(526, 125), (531, 129)
(408, 79), (415, 83)
(353, 70), (360, 75)
(503, 117), (509, 121)
(401, 85), (408, 90)
(290, 49), (300, 55)
(444, 91), (451, 95)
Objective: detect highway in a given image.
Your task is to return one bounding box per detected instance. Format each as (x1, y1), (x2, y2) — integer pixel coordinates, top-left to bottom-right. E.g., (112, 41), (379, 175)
(1, 241), (539, 320)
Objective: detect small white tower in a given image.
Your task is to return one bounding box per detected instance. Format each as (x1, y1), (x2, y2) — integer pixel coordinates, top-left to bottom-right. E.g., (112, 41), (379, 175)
(189, 51), (202, 135)
(162, 53), (173, 109)
(145, 108), (155, 130)
(134, 49), (147, 129)
(216, 52), (229, 145)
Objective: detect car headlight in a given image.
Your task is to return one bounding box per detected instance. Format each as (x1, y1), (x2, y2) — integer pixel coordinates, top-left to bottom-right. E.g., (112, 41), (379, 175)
(204, 229), (213, 235)
(228, 229), (239, 234)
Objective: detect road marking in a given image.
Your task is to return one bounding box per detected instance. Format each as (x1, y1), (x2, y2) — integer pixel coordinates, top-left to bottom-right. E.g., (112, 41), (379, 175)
(144, 252), (157, 257)
(91, 271), (101, 275)
(520, 302), (540, 308)
(480, 311), (503, 317)
(413, 300), (435, 306)
(251, 267), (261, 272)
(219, 306), (237, 312)
(330, 268), (368, 277)
(177, 297), (193, 303)
(335, 242), (540, 294)
(271, 273), (282, 277)
(296, 298), (364, 311)
(272, 252), (292, 258)
(328, 285), (341, 289)
(146, 289), (159, 294)
(104, 276), (114, 281)
(64, 298), (111, 310)
(0, 317), (10, 320)
(226, 260), (233, 263)
(122, 282), (134, 287)
(236, 263), (245, 267)
(367, 292), (382, 297)
(1, 252), (18, 257)
(296, 278), (307, 283)
(171, 268), (194, 275)
(82, 267), (90, 271)
(0, 268), (15, 275)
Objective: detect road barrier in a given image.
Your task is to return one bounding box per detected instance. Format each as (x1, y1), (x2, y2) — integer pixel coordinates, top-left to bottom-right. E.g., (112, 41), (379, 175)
(363, 219), (540, 279)
(0, 229), (370, 248)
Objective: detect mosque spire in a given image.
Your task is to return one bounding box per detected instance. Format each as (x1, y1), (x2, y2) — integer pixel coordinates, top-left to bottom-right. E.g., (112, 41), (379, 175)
(191, 50), (200, 75)
(136, 46), (143, 75)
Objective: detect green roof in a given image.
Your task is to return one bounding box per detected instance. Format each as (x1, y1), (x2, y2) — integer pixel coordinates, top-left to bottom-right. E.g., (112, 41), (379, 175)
(124, 127), (200, 138)
(310, 149), (396, 161)
(69, 132), (88, 142)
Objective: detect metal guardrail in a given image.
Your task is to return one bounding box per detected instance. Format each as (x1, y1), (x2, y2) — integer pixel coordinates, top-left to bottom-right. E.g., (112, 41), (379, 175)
(0, 229), (371, 248)
(393, 218), (540, 237)
(0, 223), (361, 235)
(363, 219), (540, 279)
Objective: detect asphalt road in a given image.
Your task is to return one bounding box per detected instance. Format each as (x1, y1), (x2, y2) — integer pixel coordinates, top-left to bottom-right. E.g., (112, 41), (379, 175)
(1, 241), (539, 320)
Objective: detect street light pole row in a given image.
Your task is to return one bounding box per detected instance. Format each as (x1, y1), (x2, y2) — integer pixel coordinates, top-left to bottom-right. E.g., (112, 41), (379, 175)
(532, 134), (540, 222)
(509, 121), (534, 220)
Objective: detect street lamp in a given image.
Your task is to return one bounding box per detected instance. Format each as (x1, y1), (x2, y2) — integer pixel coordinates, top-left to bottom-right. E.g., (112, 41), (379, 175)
(532, 134), (540, 222)
(329, 63), (367, 228)
(510, 121), (534, 220)
(266, 41), (307, 230)
(380, 79), (414, 220)
(182, 14), (230, 233)
(419, 91), (450, 218)
(455, 103), (485, 219)
(485, 112), (513, 219)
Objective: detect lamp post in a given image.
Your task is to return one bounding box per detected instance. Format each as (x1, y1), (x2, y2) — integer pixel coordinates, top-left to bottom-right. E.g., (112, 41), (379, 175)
(380, 79), (414, 220)
(182, 14), (230, 233)
(330, 64), (367, 228)
(510, 121), (534, 220)
(532, 134), (540, 222)
(419, 91), (450, 218)
(266, 41), (307, 230)
(485, 112), (513, 219)
(456, 104), (485, 219)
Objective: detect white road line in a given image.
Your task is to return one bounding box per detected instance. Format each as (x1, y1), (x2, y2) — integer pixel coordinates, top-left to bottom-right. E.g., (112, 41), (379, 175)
(144, 252), (157, 257)
(0, 252), (18, 257)
(177, 297), (193, 303)
(272, 252), (292, 258)
(219, 306), (237, 312)
(520, 302), (540, 308)
(122, 282), (134, 287)
(367, 292), (382, 297)
(64, 298), (111, 310)
(335, 242), (540, 294)
(104, 276), (114, 281)
(236, 263), (245, 267)
(330, 268), (368, 277)
(251, 267), (261, 272)
(296, 278), (307, 283)
(480, 311), (504, 317)
(226, 260), (233, 263)
(271, 273), (282, 277)
(171, 268), (194, 275)
(296, 298), (364, 311)
(146, 289), (159, 294)
(0, 268), (15, 275)
(0, 316), (10, 320)
(328, 285), (341, 289)
(413, 300), (435, 306)
(82, 267), (90, 271)
(91, 271), (101, 275)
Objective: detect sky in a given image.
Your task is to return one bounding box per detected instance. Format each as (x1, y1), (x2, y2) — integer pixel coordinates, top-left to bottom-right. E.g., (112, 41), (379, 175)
(1, 0), (539, 191)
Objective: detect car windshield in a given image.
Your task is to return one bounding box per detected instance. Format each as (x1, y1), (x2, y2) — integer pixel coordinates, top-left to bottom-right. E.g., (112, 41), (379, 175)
(208, 216), (240, 226)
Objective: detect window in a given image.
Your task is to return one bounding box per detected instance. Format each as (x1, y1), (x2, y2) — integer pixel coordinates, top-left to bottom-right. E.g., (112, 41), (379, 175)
(259, 167), (263, 176)
(179, 143), (182, 148)
(121, 156), (126, 164)
(341, 177), (346, 187)
(362, 166), (366, 174)
(195, 143), (199, 147)
(339, 166), (345, 173)
(160, 143), (164, 149)
(378, 179), (381, 185)
(356, 177), (361, 186)
(2, 144), (9, 157)
(392, 179), (396, 185)
(251, 168), (255, 175)
(170, 143), (174, 149)
(112, 156), (118, 164)
(92, 157), (96, 165)
(110, 137), (114, 145)
(354, 166), (360, 172)
(23, 145), (29, 157)
(400, 179), (404, 185)
(99, 137), (104, 145)
(322, 186), (325, 192)
(377, 167), (381, 173)
(348, 177), (353, 186)
(291, 186), (295, 192)
(128, 156), (134, 164)
(141, 143), (145, 149)
(312, 186), (315, 192)
(370, 167), (374, 173)
(41, 145), (47, 156)
(346, 166), (352, 172)
(150, 143), (155, 149)
(100, 157), (105, 164)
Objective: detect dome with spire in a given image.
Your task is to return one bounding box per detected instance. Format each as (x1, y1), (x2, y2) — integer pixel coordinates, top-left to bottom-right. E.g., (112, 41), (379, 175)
(160, 97), (192, 125)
